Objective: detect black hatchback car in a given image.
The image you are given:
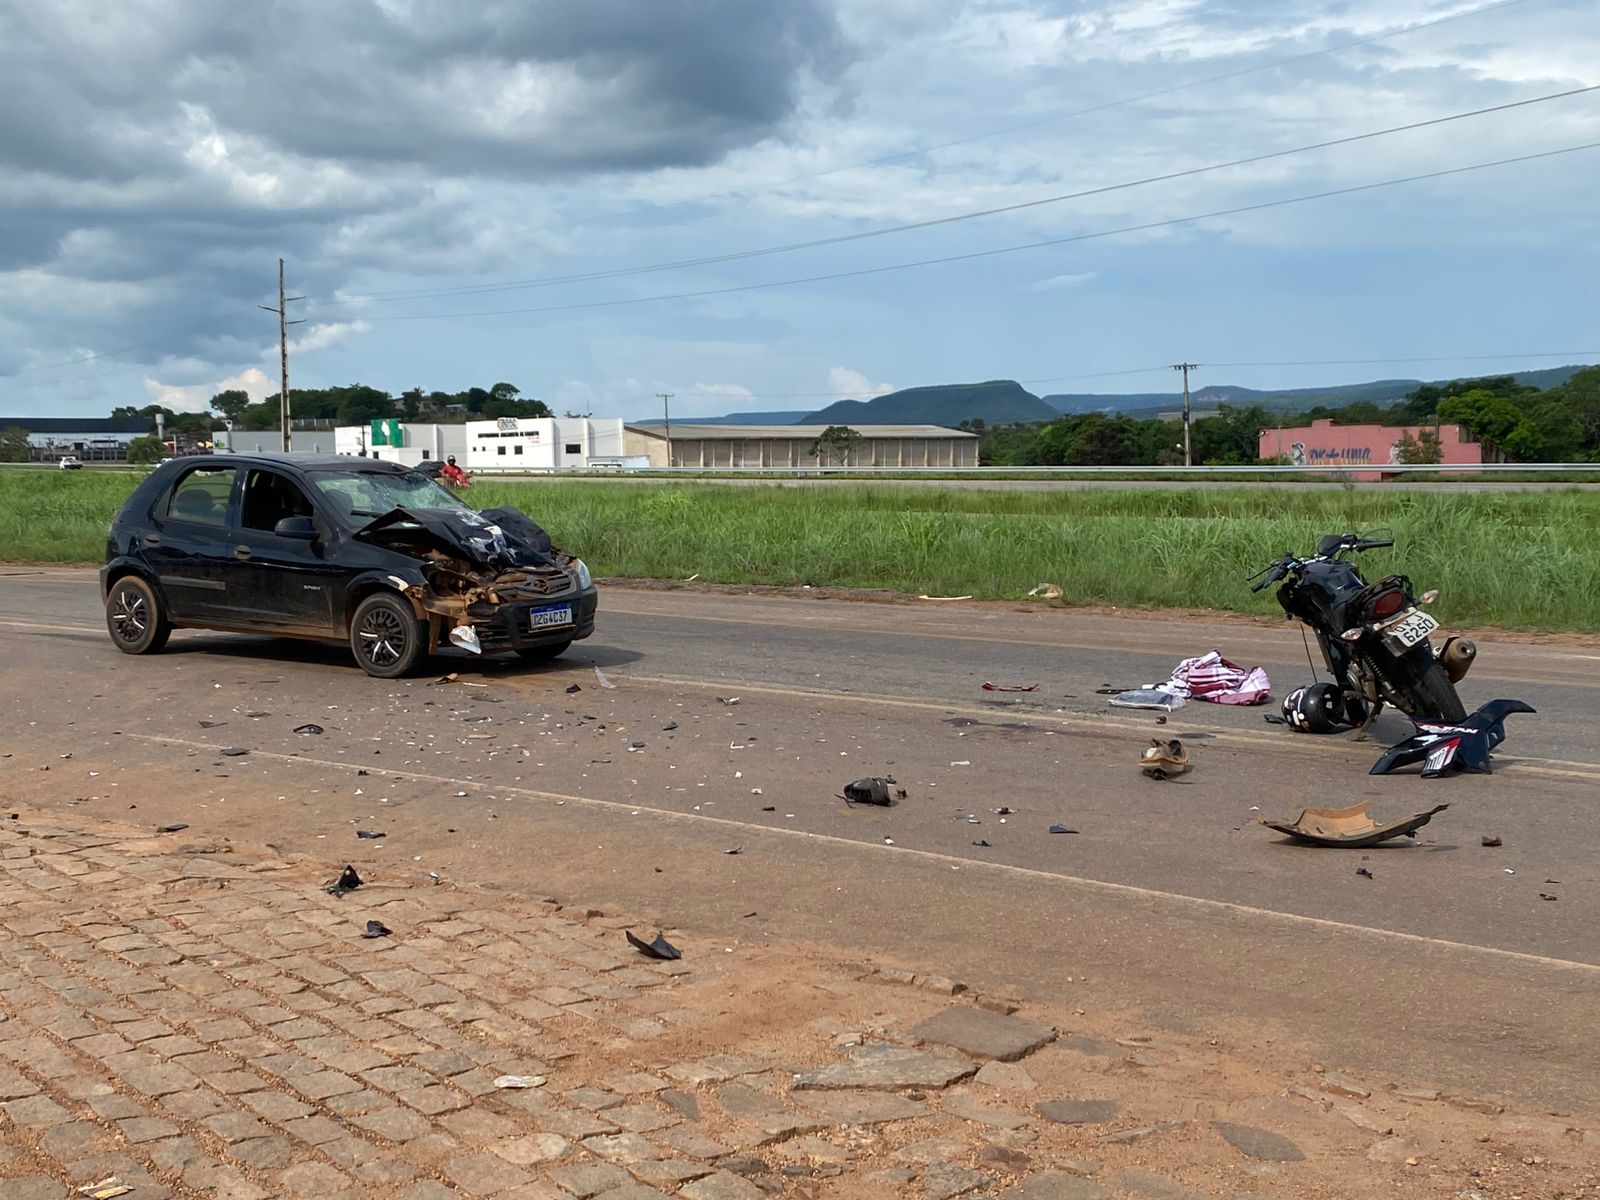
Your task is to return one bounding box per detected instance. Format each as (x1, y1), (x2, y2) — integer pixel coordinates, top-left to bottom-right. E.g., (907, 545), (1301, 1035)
(101, 454), (597, 677)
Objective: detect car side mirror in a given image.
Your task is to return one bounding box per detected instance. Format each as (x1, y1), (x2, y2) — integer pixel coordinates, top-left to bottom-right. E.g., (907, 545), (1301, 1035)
(274, 516), (317, 539)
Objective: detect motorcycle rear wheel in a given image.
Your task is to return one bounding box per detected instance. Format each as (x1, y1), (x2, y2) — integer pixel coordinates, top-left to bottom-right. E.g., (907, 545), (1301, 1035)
(1393, 650), (1467, 723)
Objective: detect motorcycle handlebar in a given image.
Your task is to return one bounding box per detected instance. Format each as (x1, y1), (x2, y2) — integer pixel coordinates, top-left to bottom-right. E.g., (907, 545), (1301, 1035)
(1354, 538), (1394, 550)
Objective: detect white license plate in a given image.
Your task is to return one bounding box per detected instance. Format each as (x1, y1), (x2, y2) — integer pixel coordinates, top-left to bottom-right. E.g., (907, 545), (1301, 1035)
(529, 605), (574, 631)
(1384, 608), (1439, 648)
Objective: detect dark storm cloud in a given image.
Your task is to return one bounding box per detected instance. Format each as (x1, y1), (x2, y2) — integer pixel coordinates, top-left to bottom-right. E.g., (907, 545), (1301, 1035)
(0, 0), (850, 382)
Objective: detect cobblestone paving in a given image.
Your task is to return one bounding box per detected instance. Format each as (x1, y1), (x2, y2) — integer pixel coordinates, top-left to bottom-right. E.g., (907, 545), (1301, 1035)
(0, 812), (1593, 1199)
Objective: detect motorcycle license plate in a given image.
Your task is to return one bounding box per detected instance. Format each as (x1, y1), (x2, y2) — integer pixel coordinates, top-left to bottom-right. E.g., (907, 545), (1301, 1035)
(529, 604), (574, 631)
(1383, 608), (1438, 649)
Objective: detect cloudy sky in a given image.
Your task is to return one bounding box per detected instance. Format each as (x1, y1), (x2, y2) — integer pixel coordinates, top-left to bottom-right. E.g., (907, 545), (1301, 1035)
(2, 0), (1597, 420)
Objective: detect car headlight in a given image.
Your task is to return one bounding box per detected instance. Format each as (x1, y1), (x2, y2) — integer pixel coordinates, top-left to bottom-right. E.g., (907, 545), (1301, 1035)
(572, 558), (593, 589)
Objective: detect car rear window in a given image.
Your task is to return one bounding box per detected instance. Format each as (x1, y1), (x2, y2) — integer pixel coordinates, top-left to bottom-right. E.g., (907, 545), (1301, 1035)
(164, 466), (237, 526)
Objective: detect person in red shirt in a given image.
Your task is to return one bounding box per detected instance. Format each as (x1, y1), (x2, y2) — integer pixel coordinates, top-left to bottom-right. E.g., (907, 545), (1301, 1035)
(439, 456), (470, 489)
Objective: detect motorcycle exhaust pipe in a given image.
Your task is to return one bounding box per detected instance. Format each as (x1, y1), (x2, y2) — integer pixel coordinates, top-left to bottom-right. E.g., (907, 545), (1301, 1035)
(1441, 636), (1477, 684)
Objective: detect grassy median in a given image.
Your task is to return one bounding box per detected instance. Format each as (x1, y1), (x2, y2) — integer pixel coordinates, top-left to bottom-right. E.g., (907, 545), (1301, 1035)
(4, 469), (1598, 631)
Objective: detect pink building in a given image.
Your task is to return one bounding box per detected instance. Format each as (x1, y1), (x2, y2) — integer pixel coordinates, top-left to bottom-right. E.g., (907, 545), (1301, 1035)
(1258, 419), (1484, 479)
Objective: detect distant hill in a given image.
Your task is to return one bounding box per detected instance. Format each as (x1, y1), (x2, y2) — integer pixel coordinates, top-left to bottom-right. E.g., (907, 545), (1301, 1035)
(804, 380), (1057, 426)
(1043, 364), (1592, 417)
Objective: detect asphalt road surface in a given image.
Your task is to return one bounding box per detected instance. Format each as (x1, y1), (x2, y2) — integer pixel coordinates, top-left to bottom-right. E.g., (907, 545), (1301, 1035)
(3, 568), (1597, 1115)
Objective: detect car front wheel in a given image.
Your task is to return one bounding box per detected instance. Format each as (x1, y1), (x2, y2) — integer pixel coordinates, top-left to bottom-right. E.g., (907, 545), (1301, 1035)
(105, 575), (172, 655)
(350, 593), (426, 678)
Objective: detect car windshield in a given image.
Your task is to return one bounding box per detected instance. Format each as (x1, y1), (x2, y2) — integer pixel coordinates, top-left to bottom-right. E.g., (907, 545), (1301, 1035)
(309, 469), (469, 524)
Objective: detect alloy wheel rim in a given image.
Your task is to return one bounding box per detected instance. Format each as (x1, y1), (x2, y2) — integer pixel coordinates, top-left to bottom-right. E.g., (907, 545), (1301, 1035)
(110, 587), (148, 643)
(358, 607), (405, 666)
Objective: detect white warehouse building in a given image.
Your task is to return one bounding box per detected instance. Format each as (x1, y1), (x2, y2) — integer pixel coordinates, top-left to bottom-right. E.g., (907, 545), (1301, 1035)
(463, 417), (630, 471)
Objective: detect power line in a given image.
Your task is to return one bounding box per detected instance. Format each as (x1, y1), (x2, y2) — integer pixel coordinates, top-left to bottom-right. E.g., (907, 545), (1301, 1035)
(323, 83), (1597, 308)
(352, 140), (1600, 324)
(616, 0), (1541, 218)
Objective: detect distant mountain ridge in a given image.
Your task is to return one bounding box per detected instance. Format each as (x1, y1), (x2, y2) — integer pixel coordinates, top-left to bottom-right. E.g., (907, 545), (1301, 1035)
(803, 380), (1058, 426)
(653, 365), (1592, 429)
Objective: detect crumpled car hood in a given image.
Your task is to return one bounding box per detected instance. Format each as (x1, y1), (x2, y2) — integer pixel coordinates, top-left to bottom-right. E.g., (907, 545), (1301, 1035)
(356, 505), (554, 570)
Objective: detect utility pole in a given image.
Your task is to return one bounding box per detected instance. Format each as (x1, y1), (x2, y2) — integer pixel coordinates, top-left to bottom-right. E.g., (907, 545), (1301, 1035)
(657, 393), (674, 468)
(1172, 362), (1199, 466)
(260, 258), (305, 453)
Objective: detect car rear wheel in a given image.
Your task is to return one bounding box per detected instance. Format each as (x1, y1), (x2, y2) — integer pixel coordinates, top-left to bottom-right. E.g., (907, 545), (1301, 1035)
(105, 575), (171, 655)
(350, 593), (425, 678)
(515, 640), (572, 665)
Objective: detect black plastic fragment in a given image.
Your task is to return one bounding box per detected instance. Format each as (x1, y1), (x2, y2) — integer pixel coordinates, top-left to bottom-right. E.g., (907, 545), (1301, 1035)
(356, 830), (385, 840)
(1539, 892), (1559, 901)
(1480, 835), (1502, 847)
(842, 778), (894, 806)
(1356, 867), (1374, 879)
(362, 919), (392, 938)
(220, 747), (249, 757)
(327, 865), (363, 897)
(662, 721), (679, 732)
(626, 930), (682, 960)
(971, 839), (992, 847)
(198, 720), (226, 729)
(294, 723), (324, 735)
(1048, 824), (1079, 835)
(155, 823), (189, 834)
(724, 847), (742, 855)
(565, 684), (582, 694)
(761, 806), (776, 812)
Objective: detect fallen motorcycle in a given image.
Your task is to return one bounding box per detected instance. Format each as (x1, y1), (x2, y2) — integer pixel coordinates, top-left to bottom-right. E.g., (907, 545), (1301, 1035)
(1252, 533), (1472, 729)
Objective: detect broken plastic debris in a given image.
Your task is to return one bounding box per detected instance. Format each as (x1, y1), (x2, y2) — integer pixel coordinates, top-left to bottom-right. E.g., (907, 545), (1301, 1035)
(326, 865), (363, 896)
(494, 1074), (547, 1090)
(449, 625), (483, 654)
(220, 746), (249, 757)
(198, 720), (226, 729)
(1048, 824), (1079, 835)
(565, 684), (582, 694)
(626, 930), (682, 960)
(662, 721), (679, 732)
(1262, 802), (1449, 848)
(1480, 835), (1502, 848)
(1027, 583), (1064, 602)
(77, 1179), (132, 1199)
(724, 846), (742, 855)
(919, 594), (973, 601)
(362, 919), (392, 938)
(356, 830), (386, 839)
(436, 672), (460, 684)
(1369, 699), (1536, 777)
(842, 777), (894, 806)
(594, 666), (617, 689)
(718, 696), (741, 705)
(972, 839), (992, 847)
(761, 806), (776, 812)
(950, 760), (971, 767)
(627, 743), (646, 753)
(1539, 892), (1559, 901)
(155, 823), (189, 834)
(294, 723), (324, 735)
(982, 681), (1039, 692)
(1109, 687), (1186, 711)
(1356, 867), (1374, 879)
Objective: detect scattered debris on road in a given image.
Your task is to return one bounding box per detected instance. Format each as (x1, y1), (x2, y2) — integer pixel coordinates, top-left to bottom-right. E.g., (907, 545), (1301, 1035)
(326, 865), (363, 897)
(1109, 686), (1185, 711)
(1167, 651), (1271, 706)
(220, 746), (248, 757)
(1481, 835), (1503, 848)
(982, 681), (1039, 692)
(724, 846), (743, 855)
(1048, 824), (1079, 835)
(1540, 893), (1559, 901)
(1027, 583), (1064, 603)
(494, 1074), (546, 1090)
(197, 720), (226, 728)
(972, 839), (991, 847)
(595, 666), (617, 689)
(1140, 738), (1191, 780)
(1369, 699), (1536, 777)
(662, 721), (679, 731)
(356, 830), (385, 839)
(919, 594), (973, 601)
(294, 722), (324, 735)
(626, 930), (682, 960)
(155, 823), (189, 834)
(362, 919), (392, 938)
(718, 696), (741, 705)
(1262, 802), (1449, 848)
(565, 683), (582, 694)
(843, 777), (895, 806)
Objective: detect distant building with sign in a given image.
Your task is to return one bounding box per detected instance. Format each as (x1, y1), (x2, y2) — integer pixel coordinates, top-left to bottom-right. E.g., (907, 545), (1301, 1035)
(621, 423), (980, 468)
(1259, 419), (1486, 479)
(462, 417), (630, 471)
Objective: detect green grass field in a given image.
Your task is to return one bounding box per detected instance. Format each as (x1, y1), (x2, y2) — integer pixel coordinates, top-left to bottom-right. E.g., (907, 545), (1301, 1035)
(4, 469), (1598, 631)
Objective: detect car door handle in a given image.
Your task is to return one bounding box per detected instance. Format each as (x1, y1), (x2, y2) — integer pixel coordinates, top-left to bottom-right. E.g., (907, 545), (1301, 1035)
(143, 534), (160, 547)
(233, 546), (252, 560)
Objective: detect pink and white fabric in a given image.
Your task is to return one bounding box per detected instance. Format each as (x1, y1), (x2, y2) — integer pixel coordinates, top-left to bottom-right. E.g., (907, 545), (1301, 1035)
(1167, 651), (1271, 706)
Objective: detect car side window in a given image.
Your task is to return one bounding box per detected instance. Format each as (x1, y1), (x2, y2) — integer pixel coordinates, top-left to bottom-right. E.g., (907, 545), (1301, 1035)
(164, 466), (238, 526)
(240, 469), (314, 532)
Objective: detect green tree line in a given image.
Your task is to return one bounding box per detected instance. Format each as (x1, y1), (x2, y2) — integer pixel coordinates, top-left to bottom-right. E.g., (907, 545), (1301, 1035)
(961, 369), (1600, 466)
(108, 380), (551, 440)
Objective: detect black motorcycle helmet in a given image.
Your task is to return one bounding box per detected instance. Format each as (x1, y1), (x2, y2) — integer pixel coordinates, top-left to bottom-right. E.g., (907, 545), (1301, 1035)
(1281, 683), (1348, 734)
